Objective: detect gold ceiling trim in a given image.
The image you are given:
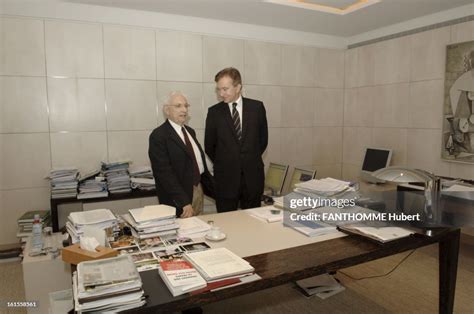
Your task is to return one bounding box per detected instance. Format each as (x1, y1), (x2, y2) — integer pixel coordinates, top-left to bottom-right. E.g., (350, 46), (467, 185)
(265, 0), (381, 15)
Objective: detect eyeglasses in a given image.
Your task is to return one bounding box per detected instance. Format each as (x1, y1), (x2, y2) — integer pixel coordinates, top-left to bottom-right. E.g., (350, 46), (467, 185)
(168, 103), (191, 109)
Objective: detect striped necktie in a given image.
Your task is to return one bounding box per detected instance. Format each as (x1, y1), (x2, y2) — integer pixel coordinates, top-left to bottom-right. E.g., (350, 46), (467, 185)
(232, 102), (242, 141)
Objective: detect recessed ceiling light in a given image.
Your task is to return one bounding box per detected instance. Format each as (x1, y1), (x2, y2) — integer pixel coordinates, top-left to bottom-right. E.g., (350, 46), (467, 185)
(264, 0), (381, 15)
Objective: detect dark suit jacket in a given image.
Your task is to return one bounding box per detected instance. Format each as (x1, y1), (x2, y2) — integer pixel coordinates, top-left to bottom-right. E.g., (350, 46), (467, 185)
(205, 97), (268, 199)
(149, 120), (214, 216)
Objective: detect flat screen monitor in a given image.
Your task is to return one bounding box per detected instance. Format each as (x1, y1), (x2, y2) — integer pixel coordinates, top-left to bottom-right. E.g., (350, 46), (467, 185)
(265, 163), (289, 196)
(360, 148), (392, 183)
(288, 167), (317, 193)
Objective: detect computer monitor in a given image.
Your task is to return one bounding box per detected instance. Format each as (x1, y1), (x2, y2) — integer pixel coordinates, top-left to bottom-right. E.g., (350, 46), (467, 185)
(264, 163), (289, 196)
(360, 147), (392, 183)
(288, 167), (317, 193)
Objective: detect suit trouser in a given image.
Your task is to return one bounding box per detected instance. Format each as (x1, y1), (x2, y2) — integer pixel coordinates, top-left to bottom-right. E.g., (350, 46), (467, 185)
(216, 172), (261, 212)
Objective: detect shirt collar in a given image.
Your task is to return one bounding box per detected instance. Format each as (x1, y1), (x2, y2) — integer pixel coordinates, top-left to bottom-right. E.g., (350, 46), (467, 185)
(168, 119), (185, 133)
(228, 95), (243, 107)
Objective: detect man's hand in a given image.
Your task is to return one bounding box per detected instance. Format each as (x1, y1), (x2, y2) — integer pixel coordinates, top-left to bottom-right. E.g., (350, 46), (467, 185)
(180, 204), (194, 218)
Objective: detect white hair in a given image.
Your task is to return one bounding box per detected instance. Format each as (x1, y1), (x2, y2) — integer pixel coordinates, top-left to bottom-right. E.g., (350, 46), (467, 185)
(161, 91), (188, 117)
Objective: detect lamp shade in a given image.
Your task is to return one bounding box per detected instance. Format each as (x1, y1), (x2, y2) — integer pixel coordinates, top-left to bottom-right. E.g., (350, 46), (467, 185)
(372, 167), (433, 183)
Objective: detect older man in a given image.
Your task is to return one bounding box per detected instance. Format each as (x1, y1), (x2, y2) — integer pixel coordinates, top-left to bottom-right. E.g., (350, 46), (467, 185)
(149, 91), (213, 218)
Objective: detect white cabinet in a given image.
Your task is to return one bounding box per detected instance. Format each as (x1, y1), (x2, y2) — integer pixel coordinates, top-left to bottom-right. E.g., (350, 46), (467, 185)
(22, 233), (72, 314)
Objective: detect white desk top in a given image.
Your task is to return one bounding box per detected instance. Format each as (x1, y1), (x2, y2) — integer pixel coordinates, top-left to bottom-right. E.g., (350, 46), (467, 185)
(197, 210), (345, 258)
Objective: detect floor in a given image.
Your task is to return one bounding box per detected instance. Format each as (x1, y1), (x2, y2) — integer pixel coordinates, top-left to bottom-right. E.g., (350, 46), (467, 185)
(1, 236), (473, 313)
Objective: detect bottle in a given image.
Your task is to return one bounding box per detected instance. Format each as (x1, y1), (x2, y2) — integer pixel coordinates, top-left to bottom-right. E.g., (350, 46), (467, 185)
(31, 214), (43, 253)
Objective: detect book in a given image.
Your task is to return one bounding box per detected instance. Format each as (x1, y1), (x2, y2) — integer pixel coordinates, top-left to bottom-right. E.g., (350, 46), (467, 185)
(185, 248), (254, 281)
(158, 260), (206, 297)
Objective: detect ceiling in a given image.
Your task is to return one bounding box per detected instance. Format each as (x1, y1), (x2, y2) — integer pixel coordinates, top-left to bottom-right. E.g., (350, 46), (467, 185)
(63, 0), (474, 37)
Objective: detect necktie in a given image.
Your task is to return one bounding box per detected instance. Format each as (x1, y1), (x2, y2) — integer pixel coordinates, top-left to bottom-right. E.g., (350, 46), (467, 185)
(182, 127), (200, 186)
(232, 103), (242, 141)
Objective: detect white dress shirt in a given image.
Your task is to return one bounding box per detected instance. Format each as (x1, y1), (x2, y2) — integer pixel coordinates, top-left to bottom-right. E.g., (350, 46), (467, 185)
(168, 120), (205, 174)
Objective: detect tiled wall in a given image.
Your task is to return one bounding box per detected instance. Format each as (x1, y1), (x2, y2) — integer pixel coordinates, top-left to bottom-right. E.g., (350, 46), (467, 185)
(0, 16), (345, 244)
(341, 20), (474, 182)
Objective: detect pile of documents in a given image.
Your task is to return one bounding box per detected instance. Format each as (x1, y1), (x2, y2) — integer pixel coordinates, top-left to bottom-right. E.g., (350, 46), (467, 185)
(73, 255), (146, 312)
(66, 209), (118, 243)
(78, 169), (108, 199)
(129, 166), (155, 191)
(338, 224), (414, 243)
(16, 210), (51, 241)
(295, 178), (354, 197)
(183, 247), (260, 293)
(48, 168), (79, 199)
(122, 205), (179, 239)
(158, 259), (207, 296)
(284, 218), (337, 237)
(246, 206), (283, 223)
(176, 217), (211, 238)
(102, 161), (131, 194)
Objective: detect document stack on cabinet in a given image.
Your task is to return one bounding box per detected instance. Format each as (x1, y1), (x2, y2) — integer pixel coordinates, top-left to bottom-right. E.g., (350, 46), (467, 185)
(73, 255), (146, 313)
(66, 209), (118, 243)
(184, 247), (261, 293)
(16, 210), (51, 241)
(122, 205), (179, 239)
(158, 259), (207, 296)
(48, 168), (79, 199)
(77, 169), (108, 199)
(129, 166), (155, 191)
(102, 161), (131, 194)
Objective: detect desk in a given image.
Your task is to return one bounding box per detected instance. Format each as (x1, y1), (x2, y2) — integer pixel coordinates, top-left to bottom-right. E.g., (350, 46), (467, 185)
(131, 210), (460, 314)
(50, 189), (156, 232)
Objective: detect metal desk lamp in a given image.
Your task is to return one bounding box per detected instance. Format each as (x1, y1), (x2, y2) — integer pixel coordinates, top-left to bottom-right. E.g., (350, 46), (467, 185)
(372, 166), (441, 230)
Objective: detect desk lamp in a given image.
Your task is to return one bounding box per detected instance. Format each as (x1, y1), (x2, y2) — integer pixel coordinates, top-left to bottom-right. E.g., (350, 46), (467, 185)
(372, 166), (441, 228)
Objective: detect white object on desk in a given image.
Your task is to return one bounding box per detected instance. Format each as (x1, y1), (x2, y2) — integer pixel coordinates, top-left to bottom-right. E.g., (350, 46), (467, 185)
(246, 206), (283, 223)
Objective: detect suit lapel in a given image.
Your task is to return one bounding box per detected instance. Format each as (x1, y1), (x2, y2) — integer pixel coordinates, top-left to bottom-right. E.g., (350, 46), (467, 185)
(220, 102), (240, 144)
(165, 120), (193, 159)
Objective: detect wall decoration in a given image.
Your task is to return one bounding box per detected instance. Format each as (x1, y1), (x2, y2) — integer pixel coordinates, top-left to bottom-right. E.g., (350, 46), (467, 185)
(442, 41), (474, 163)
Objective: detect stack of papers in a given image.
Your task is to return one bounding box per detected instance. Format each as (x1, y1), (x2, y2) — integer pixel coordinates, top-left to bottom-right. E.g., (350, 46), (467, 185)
(48, 168), (79, 199)
(102, 161), (131, 194)
(16, 210), (51, 241)
(78, 169), (108, 199)
(73, 255), (145, 312)
(66, 209), (118, 243)
(338, 225), (413, 243)
(284, 219), (337, 238)
(158, 259), (207, 297)
(177, 217), (211, 238)
(246, 206), (283, 223)
(185, 248), (255, 282)
(123, 205), (178, 239)
(129, 166), (155, 191)
(443, 184), (474, 201)
(295, 178), (354, 197)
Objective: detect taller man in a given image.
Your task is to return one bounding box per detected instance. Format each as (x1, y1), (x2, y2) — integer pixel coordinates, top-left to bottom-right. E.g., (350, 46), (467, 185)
(205, 68), (268, 212)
